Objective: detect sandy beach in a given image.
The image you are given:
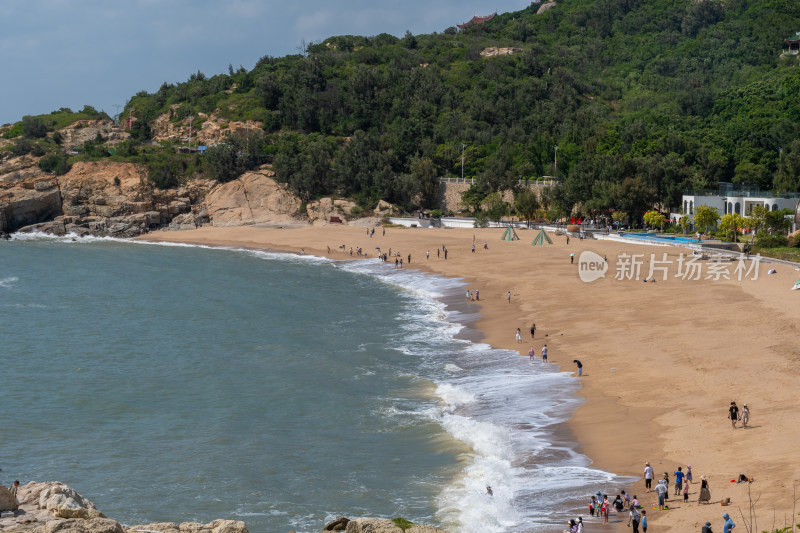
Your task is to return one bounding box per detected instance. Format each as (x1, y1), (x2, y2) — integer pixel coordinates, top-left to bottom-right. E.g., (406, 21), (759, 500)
(140, 224), (800, 533)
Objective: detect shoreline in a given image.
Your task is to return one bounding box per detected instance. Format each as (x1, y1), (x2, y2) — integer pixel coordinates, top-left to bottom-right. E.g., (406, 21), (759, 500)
(136, 225), (800, 533)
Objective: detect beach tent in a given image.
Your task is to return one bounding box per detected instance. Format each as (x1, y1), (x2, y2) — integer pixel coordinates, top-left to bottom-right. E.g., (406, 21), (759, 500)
(531, 229), (553, 246)
(501, 225), (520, 241)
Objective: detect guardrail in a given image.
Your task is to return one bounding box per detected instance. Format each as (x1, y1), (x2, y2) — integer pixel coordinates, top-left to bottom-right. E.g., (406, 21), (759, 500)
(439, 178), (558, 187)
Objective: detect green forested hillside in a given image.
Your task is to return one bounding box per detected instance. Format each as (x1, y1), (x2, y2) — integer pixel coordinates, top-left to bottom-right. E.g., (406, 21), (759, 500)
(6, 0), (800, 218)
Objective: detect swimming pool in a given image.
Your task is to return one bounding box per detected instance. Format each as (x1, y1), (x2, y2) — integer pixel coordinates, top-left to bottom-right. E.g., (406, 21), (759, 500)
(617, 232), (707, 244)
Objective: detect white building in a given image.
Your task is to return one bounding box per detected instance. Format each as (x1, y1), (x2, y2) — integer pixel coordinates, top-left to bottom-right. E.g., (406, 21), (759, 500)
(671, 183), (800, 224)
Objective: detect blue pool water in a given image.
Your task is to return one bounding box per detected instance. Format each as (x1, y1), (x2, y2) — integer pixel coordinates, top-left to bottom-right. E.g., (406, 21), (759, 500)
(618, 232), (706, 244)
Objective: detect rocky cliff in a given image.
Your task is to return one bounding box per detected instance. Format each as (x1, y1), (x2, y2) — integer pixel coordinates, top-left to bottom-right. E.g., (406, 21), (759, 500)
(0, 157), (393, 237)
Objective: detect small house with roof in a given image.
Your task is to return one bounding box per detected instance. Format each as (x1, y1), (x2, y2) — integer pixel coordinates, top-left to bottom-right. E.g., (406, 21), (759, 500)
(458, 13), (497, 29)
(784, 32), (800, 54)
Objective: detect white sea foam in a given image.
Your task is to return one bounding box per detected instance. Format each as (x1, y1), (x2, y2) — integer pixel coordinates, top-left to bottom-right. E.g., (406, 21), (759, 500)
(336, 258), (633, 531)
(0, 276), (19, 288)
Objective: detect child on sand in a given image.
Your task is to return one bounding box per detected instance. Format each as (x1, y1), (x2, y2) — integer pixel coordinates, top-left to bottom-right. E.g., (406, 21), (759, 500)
(641, 510), (647, 533)
(529, 347), (535, 361)
(516, 328), (522, 343)
(686, 464), (693, 484)
(683, 478), (689, 502)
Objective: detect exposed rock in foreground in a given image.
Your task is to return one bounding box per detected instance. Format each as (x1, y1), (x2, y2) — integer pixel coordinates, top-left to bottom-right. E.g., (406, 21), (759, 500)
(0, 482), (247, 533)
(322, 517), (445, 533)
(0, 483), (446, 533)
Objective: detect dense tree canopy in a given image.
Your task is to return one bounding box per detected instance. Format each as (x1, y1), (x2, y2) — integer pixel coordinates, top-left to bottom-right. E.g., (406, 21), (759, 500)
(7, 0), (800, 216)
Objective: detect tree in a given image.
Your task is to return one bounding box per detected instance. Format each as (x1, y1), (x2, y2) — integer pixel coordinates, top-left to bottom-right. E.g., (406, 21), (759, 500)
(485, 192), (507, 222)
(643, 210), (665, 230)
(461, 186), (485, 214)
(514, 188), (540, 227)
(410, 157), (439, 209)
(717, 212), (746, 242)
(21, 116), (48, 138)
(204, 137), (243, 183)
(693, 205), (720, 234)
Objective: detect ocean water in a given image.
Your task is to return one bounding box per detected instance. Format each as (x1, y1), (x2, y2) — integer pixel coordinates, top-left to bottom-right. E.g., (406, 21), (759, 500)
(0, 234), (627, 533)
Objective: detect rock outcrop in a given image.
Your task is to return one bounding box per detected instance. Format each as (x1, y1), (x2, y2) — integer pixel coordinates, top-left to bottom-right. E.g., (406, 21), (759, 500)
(480, 47), (522, 58)
(0, 148), (396, 236)
(57, 120), (129, 151)
(205, 170), (302, 227)
(338, 518), (446, 533)
(126, 520), (248, 533)
(306, 198), (357, 225)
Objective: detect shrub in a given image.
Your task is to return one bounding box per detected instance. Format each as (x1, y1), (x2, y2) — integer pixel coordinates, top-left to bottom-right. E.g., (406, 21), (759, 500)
(10, 137), (33, 155)
(755, 231), (787, 248)
(38, 152), (71, 175)
(21, 116), (48, 138)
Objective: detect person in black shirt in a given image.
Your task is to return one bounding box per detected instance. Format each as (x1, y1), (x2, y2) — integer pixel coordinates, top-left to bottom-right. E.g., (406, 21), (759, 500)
(729, 401), (739, 429)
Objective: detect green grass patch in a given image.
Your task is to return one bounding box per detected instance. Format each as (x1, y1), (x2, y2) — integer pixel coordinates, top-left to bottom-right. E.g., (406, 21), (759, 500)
(391, 517), (414, 532)
(752, 246), (800, 263)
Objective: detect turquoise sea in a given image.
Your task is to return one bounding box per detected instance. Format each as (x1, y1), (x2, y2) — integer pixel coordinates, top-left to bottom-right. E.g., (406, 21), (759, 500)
(0, 235), (625, 532)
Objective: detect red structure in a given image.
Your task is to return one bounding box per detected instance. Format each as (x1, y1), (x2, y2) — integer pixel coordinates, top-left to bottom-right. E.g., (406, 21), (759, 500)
(457, 13), (497, 29)
(785, 31), (800, 54)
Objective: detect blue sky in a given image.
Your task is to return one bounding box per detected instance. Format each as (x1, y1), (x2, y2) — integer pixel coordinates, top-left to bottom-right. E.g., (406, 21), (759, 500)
(0, 0), (530, 125)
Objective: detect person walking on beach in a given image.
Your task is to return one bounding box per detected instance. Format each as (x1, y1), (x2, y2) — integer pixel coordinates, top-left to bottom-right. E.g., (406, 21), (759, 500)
(687, 464), (693, 484)
(507, 291), (511, 303)
(699, 476), (711, 504)
(516, 328), (522, 344)
(641, 510), (647, 533)
(10, 480), (19, 511)
(722, 512), (736, 533)
(408, 254), (411, 264)
(573, 359), (582, 376)
(674, 466), (685, 496)
(542, 344), (548, 362)
(628, 506), (641, 533)
(683, 478), (689, 503)
(427, 250), (430, 260)
(729, 401), (740, 429)
(741, 404), (750, 428)
(437, 248), (440, 258)
(644, 462), (654, 491)
(530, 322), (536, 339)
(655, 480), (668, 510)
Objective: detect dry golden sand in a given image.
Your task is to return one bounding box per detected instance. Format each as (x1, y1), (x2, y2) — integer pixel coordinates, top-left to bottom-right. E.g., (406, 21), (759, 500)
(140, 225), (800, 533)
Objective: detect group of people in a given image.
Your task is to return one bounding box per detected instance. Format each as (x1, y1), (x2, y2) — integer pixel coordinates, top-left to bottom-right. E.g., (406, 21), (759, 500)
(728, 401), (750, 429)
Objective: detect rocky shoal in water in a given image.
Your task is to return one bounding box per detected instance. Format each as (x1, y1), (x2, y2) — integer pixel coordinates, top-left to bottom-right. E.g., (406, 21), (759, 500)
(0, 482), (446, 533)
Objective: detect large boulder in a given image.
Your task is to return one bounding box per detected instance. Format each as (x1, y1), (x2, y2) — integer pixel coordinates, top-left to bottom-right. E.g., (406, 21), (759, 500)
(58, 162), (152, 219)
(306, 198), (357, 225)
(343, 519), (446, 533)
(205, 171), (301, 227)
(0, 185), (62, 233)
(25, 481), (97, 515)
(41, 518), (124, 533)
(0, 485), (16, 511)
(125, 520), (248, 533)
